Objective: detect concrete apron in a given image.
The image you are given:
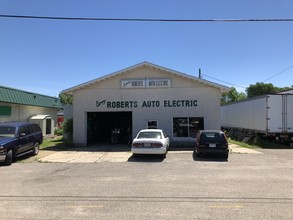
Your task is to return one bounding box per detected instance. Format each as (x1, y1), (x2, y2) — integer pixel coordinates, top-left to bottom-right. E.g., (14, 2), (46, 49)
(229, 144), (263, 154)
(37, 144), (262, 163)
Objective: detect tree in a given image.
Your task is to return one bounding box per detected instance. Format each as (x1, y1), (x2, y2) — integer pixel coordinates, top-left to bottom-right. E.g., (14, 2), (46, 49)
(246, 82), (279, 98)
(59, 93), (73, 105)
(221, 87), (247, 105)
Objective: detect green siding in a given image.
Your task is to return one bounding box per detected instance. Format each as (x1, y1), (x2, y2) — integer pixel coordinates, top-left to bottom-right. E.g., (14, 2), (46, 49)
(0, 86), (62, 109)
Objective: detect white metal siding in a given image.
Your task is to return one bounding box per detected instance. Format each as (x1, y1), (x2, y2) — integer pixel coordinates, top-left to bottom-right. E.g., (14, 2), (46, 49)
(286, 95), (293, 133)
(267, 95), (283, 133)
(72, 84), (222, 145)
(221, 94), (293, 134)
(221, 96), (267, 132)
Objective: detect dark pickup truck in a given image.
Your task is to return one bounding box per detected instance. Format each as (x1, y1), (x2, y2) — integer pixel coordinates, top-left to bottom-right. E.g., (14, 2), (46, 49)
(0, 122), (43, 166)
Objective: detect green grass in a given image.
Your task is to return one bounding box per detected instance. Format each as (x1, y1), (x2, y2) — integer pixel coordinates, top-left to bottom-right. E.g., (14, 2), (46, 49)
(229, 138), (292, 149)
(229, 139), (260, 149)
(40, 136), (72, 150)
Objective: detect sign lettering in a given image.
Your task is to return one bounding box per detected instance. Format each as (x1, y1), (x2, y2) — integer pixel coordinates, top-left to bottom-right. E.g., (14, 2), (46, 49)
(121, 78), (171, 89)
(96, 99), (198, 109)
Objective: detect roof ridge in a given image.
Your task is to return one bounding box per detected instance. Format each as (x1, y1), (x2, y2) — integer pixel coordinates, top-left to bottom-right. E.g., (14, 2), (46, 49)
(0, 85), (58, 98)
(0, 85), (62, 109)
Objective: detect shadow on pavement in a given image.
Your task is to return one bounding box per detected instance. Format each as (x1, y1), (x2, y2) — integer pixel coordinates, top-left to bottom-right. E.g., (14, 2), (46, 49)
(192, 152), (228, 162)
(43, 144), (131, 153)
(128, 154), (165, 163)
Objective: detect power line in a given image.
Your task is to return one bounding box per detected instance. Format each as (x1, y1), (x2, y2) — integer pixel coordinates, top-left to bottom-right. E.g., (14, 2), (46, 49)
(262, 65), (293, 82)
(1, 14), (293, 22)
(202, 74), (246, 89)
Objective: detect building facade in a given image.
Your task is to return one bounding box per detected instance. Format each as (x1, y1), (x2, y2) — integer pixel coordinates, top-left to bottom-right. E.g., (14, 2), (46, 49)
(0, 85), (63, 136)
(62, 62), (230, 146)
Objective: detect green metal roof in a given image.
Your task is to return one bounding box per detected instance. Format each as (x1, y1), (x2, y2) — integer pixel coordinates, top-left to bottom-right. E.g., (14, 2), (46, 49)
(0, 86), (63, 109)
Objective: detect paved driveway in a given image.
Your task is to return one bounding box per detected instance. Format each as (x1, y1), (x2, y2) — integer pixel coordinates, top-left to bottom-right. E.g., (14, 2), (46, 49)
(37, 144), (262, 163)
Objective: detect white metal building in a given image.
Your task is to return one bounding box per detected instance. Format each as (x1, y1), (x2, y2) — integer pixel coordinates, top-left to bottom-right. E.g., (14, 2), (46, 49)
(62, 62), (229, 146)
(29, 114), (55, 137)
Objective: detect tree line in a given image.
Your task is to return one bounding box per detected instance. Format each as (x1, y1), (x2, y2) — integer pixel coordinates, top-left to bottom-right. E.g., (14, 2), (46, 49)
(221, 82), (293, 105)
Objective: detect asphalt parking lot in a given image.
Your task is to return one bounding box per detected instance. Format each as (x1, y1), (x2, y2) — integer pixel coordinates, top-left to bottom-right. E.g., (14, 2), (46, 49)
(34, 143), (262, 163)
(1, 145), (293, 220)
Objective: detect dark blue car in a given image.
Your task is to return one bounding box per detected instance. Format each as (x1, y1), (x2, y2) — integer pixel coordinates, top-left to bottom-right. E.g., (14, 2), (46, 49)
(194, 130), (229, 160)
(0, 122), (43, 166)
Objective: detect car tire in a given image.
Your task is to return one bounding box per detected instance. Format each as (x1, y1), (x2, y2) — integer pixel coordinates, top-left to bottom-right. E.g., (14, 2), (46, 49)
(32, 142), (40, 156)
(223, 153), (229, 160)
(4, 150), (13, 166)
(194, 151), (200, 157)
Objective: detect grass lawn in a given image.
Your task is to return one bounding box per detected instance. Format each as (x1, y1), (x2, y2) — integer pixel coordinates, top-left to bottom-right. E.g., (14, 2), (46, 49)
(229, 139), (260, 149)
(40, 136), (72, 150)
(229, 138), (292, 149)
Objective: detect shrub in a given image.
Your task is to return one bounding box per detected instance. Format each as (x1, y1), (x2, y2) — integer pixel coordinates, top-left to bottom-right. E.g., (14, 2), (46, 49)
(63, 117), (73, 139)
(54, 127), (63, 136)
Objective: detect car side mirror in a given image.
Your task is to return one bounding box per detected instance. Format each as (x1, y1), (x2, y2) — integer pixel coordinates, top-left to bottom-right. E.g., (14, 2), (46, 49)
(20, 132), (26, 137)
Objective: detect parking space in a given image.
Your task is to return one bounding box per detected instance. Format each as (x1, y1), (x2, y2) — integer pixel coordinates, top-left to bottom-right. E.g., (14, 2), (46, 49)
(36, 144), (262, 163)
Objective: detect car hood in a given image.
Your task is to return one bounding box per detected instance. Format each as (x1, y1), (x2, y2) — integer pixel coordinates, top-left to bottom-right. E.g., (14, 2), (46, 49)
(0, 136), (14, 145)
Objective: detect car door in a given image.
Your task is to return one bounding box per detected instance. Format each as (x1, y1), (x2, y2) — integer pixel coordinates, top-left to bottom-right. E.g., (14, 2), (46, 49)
(17, 125), (34, 155)
(163, 132), (170, 147)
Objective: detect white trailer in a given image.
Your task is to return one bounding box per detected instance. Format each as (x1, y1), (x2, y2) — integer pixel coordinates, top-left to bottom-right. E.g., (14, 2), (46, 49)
(221, 94), (293, 140)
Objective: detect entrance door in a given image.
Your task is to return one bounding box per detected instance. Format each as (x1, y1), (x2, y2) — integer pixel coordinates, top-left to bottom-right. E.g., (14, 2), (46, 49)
(46, 119), (52, 135)
(87, 112), (132, 145)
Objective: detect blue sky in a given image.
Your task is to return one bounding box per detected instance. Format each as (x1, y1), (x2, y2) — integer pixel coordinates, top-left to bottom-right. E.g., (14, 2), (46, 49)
(1, 0), (293, 97)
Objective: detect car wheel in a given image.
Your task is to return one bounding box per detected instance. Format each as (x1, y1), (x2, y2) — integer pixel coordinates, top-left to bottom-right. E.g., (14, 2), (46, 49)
(4, 150), (13, 166)
(194, 151), (200, 157)
(32, 142), (40, 156)
(223, 153), (229, 160)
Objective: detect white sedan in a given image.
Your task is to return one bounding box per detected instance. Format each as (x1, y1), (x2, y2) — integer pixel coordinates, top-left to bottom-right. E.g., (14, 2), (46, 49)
(131, 129), (170, 157)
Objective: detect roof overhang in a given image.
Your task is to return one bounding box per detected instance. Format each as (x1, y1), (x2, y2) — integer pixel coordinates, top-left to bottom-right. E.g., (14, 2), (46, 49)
(30, 114), (53, 120)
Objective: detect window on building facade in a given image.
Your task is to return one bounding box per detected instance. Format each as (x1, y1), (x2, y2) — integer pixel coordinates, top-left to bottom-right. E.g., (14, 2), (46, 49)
(173, 117), (204, 138)
(0, 106), (11, 116)
(147, 120), (158, 129)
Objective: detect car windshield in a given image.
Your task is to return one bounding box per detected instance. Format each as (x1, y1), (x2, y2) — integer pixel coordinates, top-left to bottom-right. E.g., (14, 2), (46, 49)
(137, 131), (162, 139)
(200, 132), (224, 143)
(0, 126), (16, 138)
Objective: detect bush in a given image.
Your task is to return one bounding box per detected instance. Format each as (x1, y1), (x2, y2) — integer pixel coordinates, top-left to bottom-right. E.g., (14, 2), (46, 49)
(54, 127), (63, 136)
(63, 118), (73, 139)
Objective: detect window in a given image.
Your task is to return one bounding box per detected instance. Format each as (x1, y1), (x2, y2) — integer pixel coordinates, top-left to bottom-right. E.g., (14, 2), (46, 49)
(18, 126), (27, 136)
(138, 131), (162, 139)
(0, 126), (16, 137)
(147, 120), (158, 129)
(173, 117), (204, 138)
(0, 106), (11, 116)
(26, 125), (34, 135)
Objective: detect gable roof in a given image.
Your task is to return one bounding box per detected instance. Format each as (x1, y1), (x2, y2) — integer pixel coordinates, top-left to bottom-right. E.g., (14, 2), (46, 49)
(62, 61), (230, 95)
(0, 85), (62, 109)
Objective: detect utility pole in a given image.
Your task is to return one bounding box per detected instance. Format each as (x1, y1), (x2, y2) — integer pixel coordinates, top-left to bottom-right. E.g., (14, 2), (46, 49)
(198, 68), (202, 79)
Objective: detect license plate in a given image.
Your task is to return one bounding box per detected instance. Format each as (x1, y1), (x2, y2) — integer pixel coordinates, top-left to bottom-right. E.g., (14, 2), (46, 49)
(144, 143), (150, 147)
(209, 144), (216, 148)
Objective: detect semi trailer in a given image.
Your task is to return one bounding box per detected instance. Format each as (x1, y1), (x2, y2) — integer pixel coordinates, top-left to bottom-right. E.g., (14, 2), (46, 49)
(221, 94), (293, 141)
